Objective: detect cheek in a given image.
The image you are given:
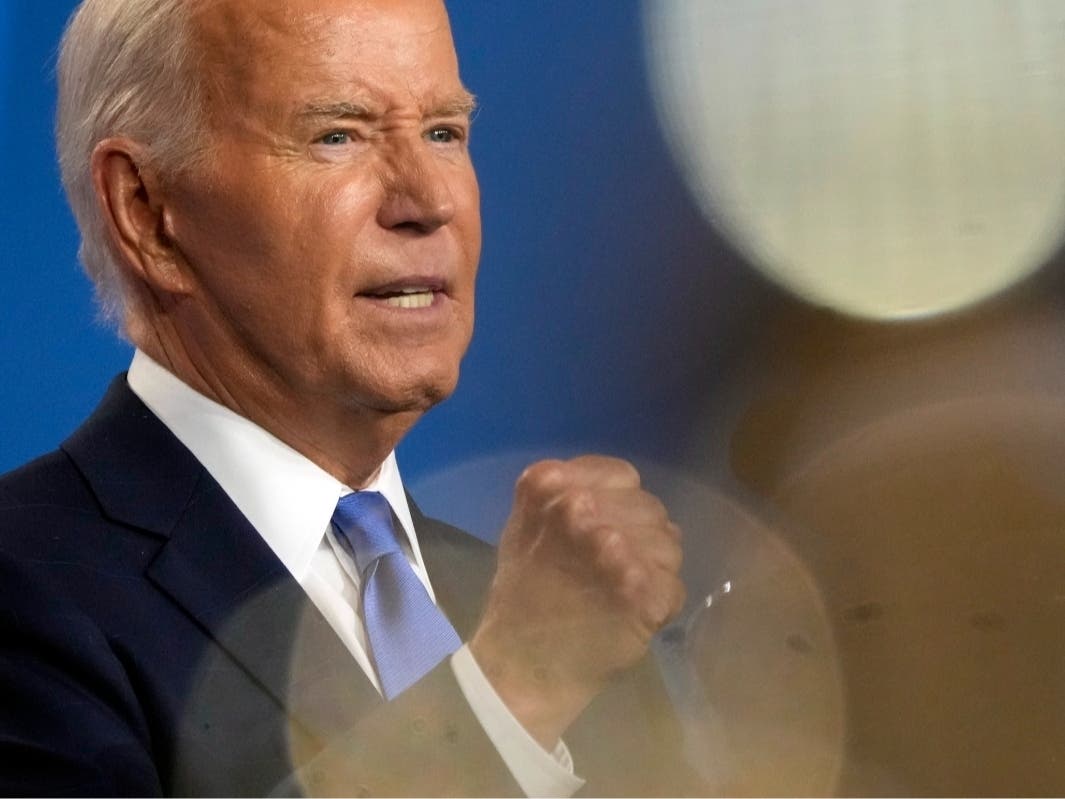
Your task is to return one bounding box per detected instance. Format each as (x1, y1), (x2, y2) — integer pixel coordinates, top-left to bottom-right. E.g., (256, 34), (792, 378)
(454, 176), (483, 276)
(302, 180), (382, 267)
(175, 160), (341, 267)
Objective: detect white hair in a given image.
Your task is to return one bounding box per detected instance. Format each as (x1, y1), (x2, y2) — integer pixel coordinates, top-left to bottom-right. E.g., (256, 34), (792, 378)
(56, 0), (209, 328)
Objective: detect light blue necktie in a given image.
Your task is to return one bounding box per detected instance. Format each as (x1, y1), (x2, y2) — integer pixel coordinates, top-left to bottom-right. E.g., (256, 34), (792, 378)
(331, 491), (461, 700)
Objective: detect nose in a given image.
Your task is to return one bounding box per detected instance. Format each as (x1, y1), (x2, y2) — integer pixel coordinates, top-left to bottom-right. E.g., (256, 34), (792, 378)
(376, 143), (456, 233)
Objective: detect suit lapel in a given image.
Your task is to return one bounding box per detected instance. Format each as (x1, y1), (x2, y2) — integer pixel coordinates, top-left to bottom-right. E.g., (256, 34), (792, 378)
(147, 468), (379, 727)
(63, 376), (378, 744)
(62, 376), (498, 751)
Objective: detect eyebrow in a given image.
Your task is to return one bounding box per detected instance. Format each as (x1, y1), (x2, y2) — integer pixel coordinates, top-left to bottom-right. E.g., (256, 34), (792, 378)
(298, 101), (373, 121)
(297, 92), (478, 123)
(432, 92), (479, 119)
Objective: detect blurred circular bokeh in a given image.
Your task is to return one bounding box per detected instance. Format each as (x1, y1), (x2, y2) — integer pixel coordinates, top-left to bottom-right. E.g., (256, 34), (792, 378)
(765, 394), (1065, 795)
(645, 0), (1065, 319)
(658, 481), (843, 796)
(411, 449), (844, 795)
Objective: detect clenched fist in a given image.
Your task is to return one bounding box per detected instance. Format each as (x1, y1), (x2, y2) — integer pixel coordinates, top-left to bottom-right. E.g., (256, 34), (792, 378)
(469, 456), (685, 748)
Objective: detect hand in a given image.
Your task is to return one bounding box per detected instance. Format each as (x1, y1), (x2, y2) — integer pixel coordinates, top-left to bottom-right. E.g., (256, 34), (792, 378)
(469, 455), (685, 748)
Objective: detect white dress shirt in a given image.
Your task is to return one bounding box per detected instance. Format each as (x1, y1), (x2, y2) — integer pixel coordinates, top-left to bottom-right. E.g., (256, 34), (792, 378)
(126, 350), (583, 797)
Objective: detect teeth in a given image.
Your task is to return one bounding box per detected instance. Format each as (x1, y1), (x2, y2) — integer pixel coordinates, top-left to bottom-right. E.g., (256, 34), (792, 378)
(384, 291), (434, 309)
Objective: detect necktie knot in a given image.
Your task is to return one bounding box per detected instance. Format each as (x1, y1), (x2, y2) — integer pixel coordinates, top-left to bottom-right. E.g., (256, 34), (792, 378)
(332, 491), (401, 574)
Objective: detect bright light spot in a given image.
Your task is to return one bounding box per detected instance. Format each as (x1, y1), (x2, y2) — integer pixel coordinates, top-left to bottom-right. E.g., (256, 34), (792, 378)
(645, 0), (1065, 319)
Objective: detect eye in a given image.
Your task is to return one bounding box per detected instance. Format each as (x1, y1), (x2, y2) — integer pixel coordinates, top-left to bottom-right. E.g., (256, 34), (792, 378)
(427, 126), (461, 144)
(319, 131), (350, 145)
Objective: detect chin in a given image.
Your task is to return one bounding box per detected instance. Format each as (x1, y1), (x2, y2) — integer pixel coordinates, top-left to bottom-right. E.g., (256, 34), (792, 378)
(338, 337), (468, 415)
(361, 367), (461, 416)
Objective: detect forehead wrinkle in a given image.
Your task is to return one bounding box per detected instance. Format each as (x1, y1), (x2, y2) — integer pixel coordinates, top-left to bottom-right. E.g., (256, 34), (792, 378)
(192, 0), (468, 130)
(193, 0), (341, 92)
(191, 3), (283, 121)
(296, 1), (454, 63)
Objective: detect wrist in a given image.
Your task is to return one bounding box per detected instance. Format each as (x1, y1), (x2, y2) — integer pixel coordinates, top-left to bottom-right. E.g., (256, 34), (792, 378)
(469, 629), (594, 749)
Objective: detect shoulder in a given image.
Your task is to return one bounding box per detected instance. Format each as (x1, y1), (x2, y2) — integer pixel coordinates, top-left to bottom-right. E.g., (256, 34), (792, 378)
(0, 444), (161, 576)
(0, 373), (193, 579)
(0, 451), (165, 795)
(0, 447), (87, 510)
(0, 397), (177, 662)
(0, 447), (120, 566)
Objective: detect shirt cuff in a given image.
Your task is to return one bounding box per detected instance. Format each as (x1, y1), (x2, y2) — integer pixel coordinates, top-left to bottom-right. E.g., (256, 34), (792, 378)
(451, 644), (585, 798)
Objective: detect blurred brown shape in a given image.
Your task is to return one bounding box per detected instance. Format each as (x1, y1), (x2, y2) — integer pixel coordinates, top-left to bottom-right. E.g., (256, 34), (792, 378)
(773, 395), (1065, 795)
(729, 285), (1065, 795)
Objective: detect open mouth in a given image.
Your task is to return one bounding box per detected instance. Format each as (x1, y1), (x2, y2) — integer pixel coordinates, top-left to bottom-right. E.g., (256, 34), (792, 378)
(360, 282), (444, 310)
(379, 287), (435, 309)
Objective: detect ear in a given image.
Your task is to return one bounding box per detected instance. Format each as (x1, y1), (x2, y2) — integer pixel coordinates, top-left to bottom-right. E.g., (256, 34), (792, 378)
(91, 138), (194, 297)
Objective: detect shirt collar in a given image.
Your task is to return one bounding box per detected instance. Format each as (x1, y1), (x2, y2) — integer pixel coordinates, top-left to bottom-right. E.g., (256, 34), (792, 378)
(126, 349), (420, 581)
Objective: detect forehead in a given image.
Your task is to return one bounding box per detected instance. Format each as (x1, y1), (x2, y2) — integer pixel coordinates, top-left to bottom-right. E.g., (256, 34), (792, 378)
(192, 0), (464, 116)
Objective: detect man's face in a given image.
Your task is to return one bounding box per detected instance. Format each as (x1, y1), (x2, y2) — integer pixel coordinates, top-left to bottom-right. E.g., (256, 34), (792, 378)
(163, 0), (480, 422)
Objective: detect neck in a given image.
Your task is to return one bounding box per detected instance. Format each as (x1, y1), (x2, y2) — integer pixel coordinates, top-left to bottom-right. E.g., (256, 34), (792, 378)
(133, 324), (420, 491)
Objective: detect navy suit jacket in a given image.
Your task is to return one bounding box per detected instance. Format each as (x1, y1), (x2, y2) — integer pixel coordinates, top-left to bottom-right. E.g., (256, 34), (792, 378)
(0, 377), (694, 796)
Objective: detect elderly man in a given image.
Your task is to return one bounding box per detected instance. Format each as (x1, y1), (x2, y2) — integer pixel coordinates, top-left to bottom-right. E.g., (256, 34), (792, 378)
(0, 0), (692, 795)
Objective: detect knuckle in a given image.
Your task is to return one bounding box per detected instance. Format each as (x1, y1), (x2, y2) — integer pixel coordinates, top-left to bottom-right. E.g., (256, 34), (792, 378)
(571, 454), (608, 469)
(599, 455), (641, 484)
(572, 454), (640, 486)
(645, 493), (669, 522)
(516, 459), (567, 500)
(614, 458), (641, 485)
(619, 563), (649, 601)
(633, 491), (671, 527)
(556, 488), (597, 532)
(592, 525), (625, 566)
(661, 539), (683, 572)
(651, 581), (687, 627)
(639, 492), (664, 515)
(648, 582), (683, 628)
